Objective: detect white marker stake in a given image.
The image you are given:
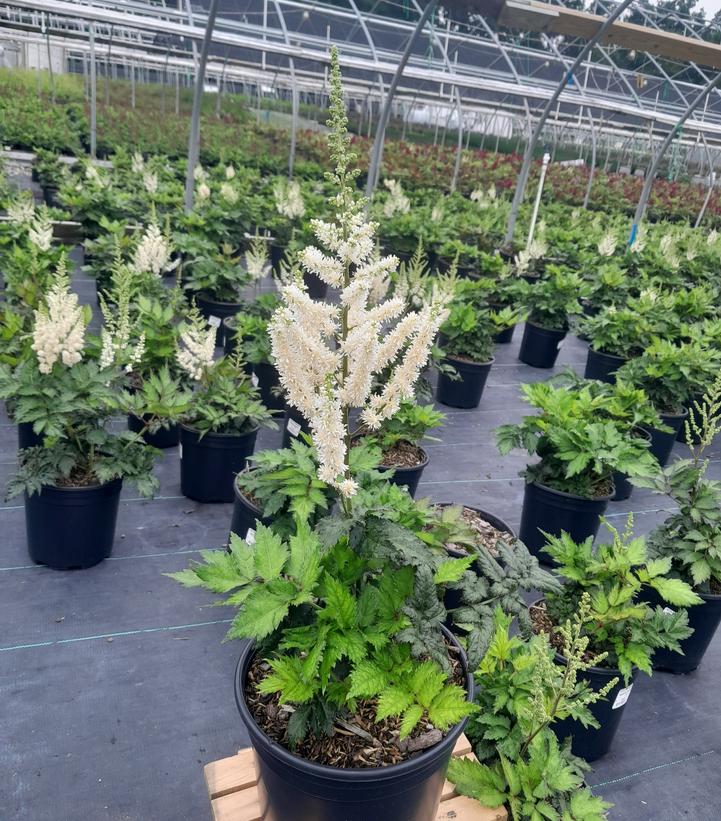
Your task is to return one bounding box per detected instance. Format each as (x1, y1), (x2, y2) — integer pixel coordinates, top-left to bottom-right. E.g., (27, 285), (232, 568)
(526, 152), (551, 251)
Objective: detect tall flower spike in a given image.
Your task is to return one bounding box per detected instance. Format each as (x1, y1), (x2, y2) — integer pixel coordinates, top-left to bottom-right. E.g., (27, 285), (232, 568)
(269, 47), (449, 499)
(245, 235), (269, 280)
(98, 253), (142, 371)
(176, 305), (216, 382)
(132, 221), (173, 276)
(32, 256), (86, 374)
(28, 210), (54, 252)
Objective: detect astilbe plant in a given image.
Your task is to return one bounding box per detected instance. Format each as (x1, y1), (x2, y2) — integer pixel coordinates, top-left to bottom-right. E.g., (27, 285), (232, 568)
(268, 48), (449, 503)
(447, 602), (613, 821)
(639, 375), (721, 594)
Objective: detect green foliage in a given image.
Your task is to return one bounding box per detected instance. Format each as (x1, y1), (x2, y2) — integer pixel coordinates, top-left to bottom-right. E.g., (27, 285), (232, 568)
(579, 301), (653, 359)
(183, 247), (251, 302)
(519, 266), (588, 331)
(364, 400), (445, 452)
(640, 375), (721, 592)
(497, 381), (659, 498)
(543, 516), (700, 683)
(226, 293), (280, 365)
(182, 351), (276, 436)
(616, 337), (721, 414)
(122, 366), (193, 433)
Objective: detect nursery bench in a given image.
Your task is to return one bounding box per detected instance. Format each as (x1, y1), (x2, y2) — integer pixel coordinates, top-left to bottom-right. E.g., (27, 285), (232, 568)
(204, 734), (507, 821)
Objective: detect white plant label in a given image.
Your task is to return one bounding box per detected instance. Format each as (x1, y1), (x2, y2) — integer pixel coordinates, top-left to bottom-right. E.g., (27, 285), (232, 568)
(612, 684), (633, 710)
(208, 315), (221, 328)
(287, 419), (302, 437)
(251, 372), (259, 388)
(663, 606), (675, 616)
(246, 528), (256, 545)
(556, 340), (565, 351)
(178, 443), (183, 460)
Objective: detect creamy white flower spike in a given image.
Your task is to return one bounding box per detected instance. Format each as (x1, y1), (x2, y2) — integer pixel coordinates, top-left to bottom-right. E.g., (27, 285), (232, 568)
(225, 165), (236, 180)
(131, 152), (145, 174)
(197, 182), (211, 202)
(7, 195), (36, 225)
(220, 182), (239, 205)
(382, 179), (410, 218)
(85, 164), (105, 187)
(274, 179), (305, 219)
(707, 229), (719, 245)
(245, 236), (268, 280)
(32, 261), (86, 374)
(176, 313), (216, 382)
(132, 223), (172, 276)
(28, 213), (53, 252)
(143, 171), (158, 195)
(597, 232), (617, 257)
(193, 164), (207, 182)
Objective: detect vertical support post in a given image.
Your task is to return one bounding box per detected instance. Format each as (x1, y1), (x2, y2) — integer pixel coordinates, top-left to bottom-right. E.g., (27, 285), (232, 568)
(184, 0), (221, 213)
(130, 59), (135, 108)
(527, 153), (550, 250)
(175, 70), (180, 114)
(105, 25), (114, 107)
(42, 14), (55, 104)
(504, 0), (636, 245)
(583, 106), (597, 209)
(366, 0), (438, 198)
(89, 22), (97, 159)
(695, 171), (715, 228)
(451, 88), (463, 193)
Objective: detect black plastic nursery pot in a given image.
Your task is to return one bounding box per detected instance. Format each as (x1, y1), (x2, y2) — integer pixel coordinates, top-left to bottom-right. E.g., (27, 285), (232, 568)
(436, 356), (493, 409)
(583, 348), (627, 384)
(253, 361), (285, 410)
(304, 270), (329, 300)
(195, 292), (243, 347)
(552, 655), (636, 762)
(519, 481), (612, 562)
(17, 421), (43, 450)
(378, 446), (429, 498)
(230, 479), (273, 542)
(494, 324), (516, 345)
(179, 424), (259, 503)
(518, 322), (566, 369)
(127, 414), (179, 449)
(25, 478), (123, 570)
(42, 186), (62, 209)
(611, 428), (651, 502)
(233, 627), (474, 821)
(281, 404), (311, 449)
(644, 408), (687, 467)
(648, 590), (721, 674)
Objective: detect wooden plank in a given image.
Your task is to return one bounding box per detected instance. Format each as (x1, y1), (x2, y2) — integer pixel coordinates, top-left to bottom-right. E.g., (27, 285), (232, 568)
(452, 734), (473, 757)
(204, 749), (257, 800)
(498, 0), (721, 71)
(436, 794), (507, 821)
(210, 784), (262, 821)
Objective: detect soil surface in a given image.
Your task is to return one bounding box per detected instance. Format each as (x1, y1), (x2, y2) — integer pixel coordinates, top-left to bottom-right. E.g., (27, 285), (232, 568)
(443, 506), (509, 558)
(55, 466), (103, 488)
(380, 440), (426, 469)
(530, 600), (602, 666)
(244, 644), (465, 769)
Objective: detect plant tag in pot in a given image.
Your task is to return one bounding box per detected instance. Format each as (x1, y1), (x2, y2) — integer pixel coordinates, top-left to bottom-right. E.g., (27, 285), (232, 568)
(287, 419), (301, 437)
(612, 684), (633, 710)
(251, 372), (259, 388)
(246, 528), (256, 545)
(178, 443), (183, 460)
(663, 606), (675, 615)
(208, 315), (221, 328)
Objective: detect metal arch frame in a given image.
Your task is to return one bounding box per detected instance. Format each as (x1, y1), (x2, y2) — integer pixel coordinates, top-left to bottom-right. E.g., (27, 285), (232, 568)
(183, 0), (220, 212)
(504, 0), (637, 246)
(366, 0), (438, 197)
(695, 133), (716, 227)
(346, 0), (385, 120)
(630, 71), (721, 243)
(270, 0), (299, 179)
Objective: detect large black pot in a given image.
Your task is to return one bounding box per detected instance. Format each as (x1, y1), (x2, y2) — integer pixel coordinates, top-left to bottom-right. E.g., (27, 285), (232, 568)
(611, 428), (651, 502)
(230, 478), (273, 542)
(436, 356), (493, 409)
(518, 322), (566, 369)
(253, 361), (285, 410)
(304, 270), (329, 300)
(519, 481), (612, 562)
(552, 655), (636, 762)
(25, 478), (123, 570)
(195, 292), (243, 347)
(584, 348), (627, 384)
(42, 186), (62, 208)
(650, 591), (721, 674)
(644, 408), (687, 467)
(494, 324), (516, 345)
(282, 404), (311, 449)
(180, 424), (258, 503)
(378, 446), (428, 498)
(233, 627), (473, 821)
(127, 414), (179, 449)
(18, 421), (43, 450)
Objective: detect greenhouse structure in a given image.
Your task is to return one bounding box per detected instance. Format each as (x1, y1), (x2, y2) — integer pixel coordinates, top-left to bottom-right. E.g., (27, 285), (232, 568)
(1, 0), (720, 819)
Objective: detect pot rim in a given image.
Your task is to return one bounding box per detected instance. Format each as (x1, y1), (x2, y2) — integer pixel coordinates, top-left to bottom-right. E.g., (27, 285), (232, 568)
(442, 354), (495, 368)
(196, 291), (245, 309)
(379, 444), (430, 472)
(526, 478), (614, 503)
(435, 501), (517, 540)
(180, 422), (260, 439)
(656, 405), (689, 421)
(33, 475), (124, 494)
(234, 624), (473, 781)
(233, 474), (263, 516)
(525, 319), (568, 334)
(588, 347), (628, 362)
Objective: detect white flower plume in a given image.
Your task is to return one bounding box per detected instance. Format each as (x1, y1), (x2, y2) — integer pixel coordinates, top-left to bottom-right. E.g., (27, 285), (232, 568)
(225, 165), (236, 180)
(132, 222), (173, 276)
(131, 152), (145, 173)
(245, 236), (268, 280)
(32, 259), (86, 374)
(196, 182), (211, 202)
(220, 182), (239, 205)
(176, 309), (216, 381)
(7, 194), (35, 225)
(274, 179), (305, 219)
(597, 232), (617, 257)
(143, 171), (158, 194)
(28, 212), (53, 252)
(382, 179), (410, 218)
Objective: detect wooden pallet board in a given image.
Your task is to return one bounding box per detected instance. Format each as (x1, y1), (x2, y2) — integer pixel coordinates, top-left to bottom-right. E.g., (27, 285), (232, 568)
(204, 734), (507, 821)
